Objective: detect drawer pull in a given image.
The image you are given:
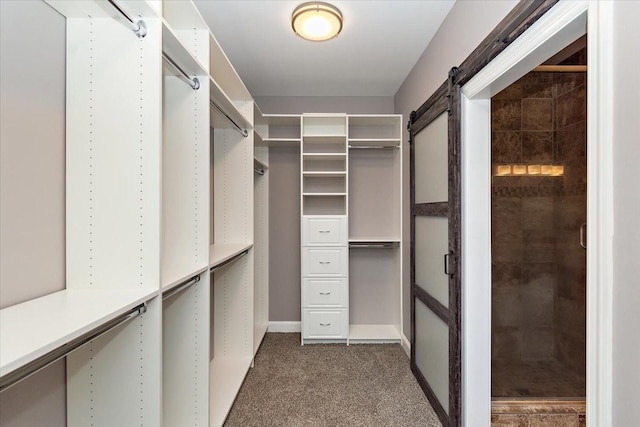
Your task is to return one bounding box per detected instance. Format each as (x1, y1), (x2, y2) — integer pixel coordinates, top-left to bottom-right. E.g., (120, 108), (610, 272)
(318, 230), (331, 233)
(319, 261), (331, 265)
(319, 292), (331, 295)
(319, 323), (331, 326)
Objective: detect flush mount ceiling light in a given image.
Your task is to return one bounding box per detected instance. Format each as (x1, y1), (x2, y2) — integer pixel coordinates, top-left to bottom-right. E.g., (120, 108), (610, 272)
(292, 2), (343, 42)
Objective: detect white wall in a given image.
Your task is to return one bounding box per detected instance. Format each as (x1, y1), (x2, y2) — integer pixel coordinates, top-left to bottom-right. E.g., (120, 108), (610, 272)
(394, 0), (519, 339)
(612, 1), (640, 425)
(0, 1), (67, 426)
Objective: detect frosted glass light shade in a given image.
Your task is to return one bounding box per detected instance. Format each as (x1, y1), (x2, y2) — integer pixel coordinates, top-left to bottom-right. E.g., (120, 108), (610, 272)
(292, 2), (343, 42)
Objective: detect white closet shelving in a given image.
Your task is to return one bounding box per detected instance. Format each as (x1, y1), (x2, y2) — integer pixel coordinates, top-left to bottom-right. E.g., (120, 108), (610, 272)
(347, 115), (403, 343)
(0, 1), (262, 426)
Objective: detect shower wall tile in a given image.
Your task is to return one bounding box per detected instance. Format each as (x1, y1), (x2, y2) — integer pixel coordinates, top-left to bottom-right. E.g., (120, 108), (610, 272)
(493, 243), (523, 264)
(492, 99), (522, 130)
(493, 131), (522, 163)
(522, 279), (554, 328)
(522, 131), (554, 162)
(492, 327), (522, 361)
(556, 123), (586, 161)
(492, 197), (523, 243)
(555, 85), (586, 128)
(522, 72), (554, 99)
(494, 80), (523, 100)
(493, 287), (522, 328)
(522, 99), (553, 131)
(492, 262), (522, 288)
(522, 327), (554, 359)
(554, 72), (586, 98)
(522, 197), (554, 230)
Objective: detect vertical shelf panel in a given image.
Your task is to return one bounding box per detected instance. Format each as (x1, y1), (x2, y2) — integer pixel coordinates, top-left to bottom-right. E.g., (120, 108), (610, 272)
(67, 297), (161, 426)
(162, 274), (210, 427)
(254, 145), (269, 355)
(162, 70), (210, 289)
(65, 16), (162, 291)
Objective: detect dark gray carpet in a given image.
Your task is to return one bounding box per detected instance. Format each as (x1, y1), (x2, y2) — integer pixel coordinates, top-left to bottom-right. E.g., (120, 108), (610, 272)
(224, 333), (441, 427)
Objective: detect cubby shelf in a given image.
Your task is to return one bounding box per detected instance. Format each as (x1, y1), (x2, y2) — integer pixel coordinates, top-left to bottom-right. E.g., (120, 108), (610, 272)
(0, 288), (157, 377)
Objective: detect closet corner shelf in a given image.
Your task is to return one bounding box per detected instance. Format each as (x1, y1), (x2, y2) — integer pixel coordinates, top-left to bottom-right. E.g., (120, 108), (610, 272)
(302, 193), (347, 197)
(348, 324), (401, 344)
(0, 287), (157, 377)
(209, 243), (253, 269)
(302, 134), (347, 141)
(161, 265), (209, 293)
(210, 356), (254, 427)
(302, 153), (347, 161)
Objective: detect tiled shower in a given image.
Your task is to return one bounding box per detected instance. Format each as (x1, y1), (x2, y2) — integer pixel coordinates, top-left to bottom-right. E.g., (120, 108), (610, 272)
(490, 58), (587, 400)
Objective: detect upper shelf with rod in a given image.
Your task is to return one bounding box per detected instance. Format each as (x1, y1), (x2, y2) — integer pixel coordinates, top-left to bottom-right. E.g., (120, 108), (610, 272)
(0, 287), (157, 386)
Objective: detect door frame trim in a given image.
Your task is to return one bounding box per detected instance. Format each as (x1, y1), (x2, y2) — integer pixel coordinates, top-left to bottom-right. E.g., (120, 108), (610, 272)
(460, 1), (613, 426)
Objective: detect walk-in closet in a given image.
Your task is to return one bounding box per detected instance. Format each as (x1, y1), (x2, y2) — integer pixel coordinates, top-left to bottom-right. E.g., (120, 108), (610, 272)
(2, 0), (636, 426)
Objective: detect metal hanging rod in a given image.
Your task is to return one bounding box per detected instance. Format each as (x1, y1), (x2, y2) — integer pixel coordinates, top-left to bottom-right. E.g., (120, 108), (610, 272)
(0, 302), (147, 393)
(348, 145), (398, 150)
(162, 53), (200, 90)
(210, 250), (249, 273)
(254, 167), (265, 176)
(107, 0), (147, 38)
(210, 100), (249, 138)
(349, 242), (399, 249)
(162, 275), (201, 301)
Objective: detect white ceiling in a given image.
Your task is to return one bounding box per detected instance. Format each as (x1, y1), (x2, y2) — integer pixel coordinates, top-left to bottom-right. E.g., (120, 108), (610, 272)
(193, 0), (455, 97)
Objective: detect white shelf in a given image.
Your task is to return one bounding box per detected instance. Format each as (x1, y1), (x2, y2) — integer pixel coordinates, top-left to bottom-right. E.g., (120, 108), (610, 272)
(303, 193), (347, 196)
(210, 356), (253, 427)
(302, 153), (347, 161)
(210, 76), (252, 132)
(161, 265), (209, 293)
(348, 237), (401, 243)
(303, 171), (347, 176)
(303, 135), (346, 141)
(0, 288), (157, 377)
(162, 21), (208, 78)
(348, 324), (401, 343)
(255, 135), (301, 147)
(209, 243), (253, 269)
(45, 0), (157, 19)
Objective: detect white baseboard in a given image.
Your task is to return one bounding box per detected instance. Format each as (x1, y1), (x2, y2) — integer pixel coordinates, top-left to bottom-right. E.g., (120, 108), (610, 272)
(268, 321), (301, 333)
(401, 333), (411, 357)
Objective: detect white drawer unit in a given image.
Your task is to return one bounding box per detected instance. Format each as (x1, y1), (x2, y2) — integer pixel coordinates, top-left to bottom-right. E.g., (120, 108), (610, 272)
(302, 278), (348, 308)
(302, 216), (347, 246)
(302, 247), (348, 277)
(302, 309), (348, 339)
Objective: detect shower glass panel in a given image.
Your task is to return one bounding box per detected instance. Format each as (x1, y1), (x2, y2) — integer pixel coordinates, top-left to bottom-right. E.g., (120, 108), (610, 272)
(490, 65), (587, 398)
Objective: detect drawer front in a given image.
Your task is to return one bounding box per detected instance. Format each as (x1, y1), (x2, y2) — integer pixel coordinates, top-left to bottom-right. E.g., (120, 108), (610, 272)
(303, 309), (348, 338)
(302, 216), (347, 246)
(302, 278), (348, 308)
(302, 247), (347, 277)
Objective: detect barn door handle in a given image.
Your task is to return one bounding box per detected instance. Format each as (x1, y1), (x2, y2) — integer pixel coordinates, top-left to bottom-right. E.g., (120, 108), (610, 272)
(444, 253), (452, 276)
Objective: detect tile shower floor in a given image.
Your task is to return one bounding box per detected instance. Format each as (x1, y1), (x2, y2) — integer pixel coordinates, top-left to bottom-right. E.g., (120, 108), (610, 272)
(492, 359), (585, 398)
